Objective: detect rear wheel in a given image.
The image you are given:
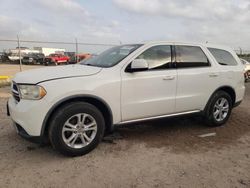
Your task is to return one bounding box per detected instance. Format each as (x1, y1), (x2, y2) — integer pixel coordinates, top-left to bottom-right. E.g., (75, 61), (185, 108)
(49, 102), (105, 156)
(204, 91), (232, 127)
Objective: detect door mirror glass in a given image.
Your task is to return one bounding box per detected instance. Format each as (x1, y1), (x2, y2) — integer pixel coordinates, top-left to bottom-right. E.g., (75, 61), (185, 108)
(129, 59), (149, 72)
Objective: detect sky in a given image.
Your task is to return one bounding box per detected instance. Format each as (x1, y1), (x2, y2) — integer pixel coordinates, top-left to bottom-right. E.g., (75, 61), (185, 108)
(0, 0), (250, 53)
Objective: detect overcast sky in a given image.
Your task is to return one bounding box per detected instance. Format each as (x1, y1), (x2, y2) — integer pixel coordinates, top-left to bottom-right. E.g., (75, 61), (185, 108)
(0, 0), (250, 53)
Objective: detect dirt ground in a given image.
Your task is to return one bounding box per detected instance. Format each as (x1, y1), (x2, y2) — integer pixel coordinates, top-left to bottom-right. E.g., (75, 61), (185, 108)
(0, 63), (45, 76)
(0, 76), (250, 187)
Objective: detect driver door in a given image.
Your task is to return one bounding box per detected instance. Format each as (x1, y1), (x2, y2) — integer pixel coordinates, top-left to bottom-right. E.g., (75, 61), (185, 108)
(121, 45), (177, 121)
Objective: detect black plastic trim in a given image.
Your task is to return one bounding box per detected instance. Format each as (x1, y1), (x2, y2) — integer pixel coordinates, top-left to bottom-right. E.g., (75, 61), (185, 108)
(233, 100), (242, 108)
(14, 123), (45, 144)
(40, 94), (114, 137)
(203, 85), (236, 113)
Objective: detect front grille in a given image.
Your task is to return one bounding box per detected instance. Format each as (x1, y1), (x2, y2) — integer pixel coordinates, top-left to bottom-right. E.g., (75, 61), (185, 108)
(12, 82), (20, 102)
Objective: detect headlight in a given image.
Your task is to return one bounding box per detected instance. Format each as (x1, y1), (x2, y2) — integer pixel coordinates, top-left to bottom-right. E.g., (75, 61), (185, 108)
(19, 85), (47, 100)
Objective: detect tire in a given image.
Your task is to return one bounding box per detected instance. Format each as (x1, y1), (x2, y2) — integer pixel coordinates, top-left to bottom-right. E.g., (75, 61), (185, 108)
(204, 90), (232, 127)
(49, 102), (105, 156)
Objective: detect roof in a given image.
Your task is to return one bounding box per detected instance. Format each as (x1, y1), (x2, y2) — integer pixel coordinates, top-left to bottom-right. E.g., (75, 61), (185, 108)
(141, 40), (234, 51)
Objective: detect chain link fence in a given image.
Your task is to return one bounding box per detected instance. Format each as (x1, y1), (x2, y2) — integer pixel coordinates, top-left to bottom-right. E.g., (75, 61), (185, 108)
(235, 49), (250, 62)
(0, 36), (118, 70)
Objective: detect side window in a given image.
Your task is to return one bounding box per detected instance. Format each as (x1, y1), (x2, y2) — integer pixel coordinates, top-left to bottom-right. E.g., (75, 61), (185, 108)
(175, 46), (210, 68)
(208, 48), (238, 66)
(136, 45), (172, 70)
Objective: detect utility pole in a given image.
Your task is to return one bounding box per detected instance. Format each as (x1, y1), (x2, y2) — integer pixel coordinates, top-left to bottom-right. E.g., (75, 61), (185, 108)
(17, 35), (22, 71)
(239, 47), (243, 55)
(75, 38), (78, 63)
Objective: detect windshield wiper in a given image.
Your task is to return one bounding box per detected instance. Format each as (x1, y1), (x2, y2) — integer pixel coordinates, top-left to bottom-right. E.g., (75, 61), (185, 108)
(83, 63), (95, 66)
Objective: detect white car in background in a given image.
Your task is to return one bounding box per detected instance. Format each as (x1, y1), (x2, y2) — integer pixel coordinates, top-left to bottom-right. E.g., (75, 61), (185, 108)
(7, 41), (245, 156)
(240, 58), (250, 81)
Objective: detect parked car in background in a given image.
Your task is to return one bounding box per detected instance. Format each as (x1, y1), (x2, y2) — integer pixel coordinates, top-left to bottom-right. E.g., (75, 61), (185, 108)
(64, 52), (93, 64)
(7, 47), (40, 62)
(0, 52), (9, 62)
(8, 53), (22, 61)
(0, 52), (3, 62)
(77, 53), (92, 62)
(44, 54), (70, 65)
(64, 52), (76, 64)
(240, 58), (250, 81)
(22, 53), (45, 65)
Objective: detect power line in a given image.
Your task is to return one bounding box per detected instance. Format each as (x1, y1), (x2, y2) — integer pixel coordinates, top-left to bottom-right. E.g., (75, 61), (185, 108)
(0, 39), (117, 46)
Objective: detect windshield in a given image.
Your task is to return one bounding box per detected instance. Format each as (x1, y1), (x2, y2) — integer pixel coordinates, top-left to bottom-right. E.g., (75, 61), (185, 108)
(80, 44), (142, 67)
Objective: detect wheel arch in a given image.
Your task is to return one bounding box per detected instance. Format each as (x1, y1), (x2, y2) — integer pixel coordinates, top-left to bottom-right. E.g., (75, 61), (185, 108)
(41, 95), (114, 139)
(204, 85), (236, 113)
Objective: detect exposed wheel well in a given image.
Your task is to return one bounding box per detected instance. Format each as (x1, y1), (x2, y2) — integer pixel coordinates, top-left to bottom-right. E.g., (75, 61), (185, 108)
(217, 86), (236, 105)
(203, 86), (236, 117)
(42, 96), (113, 139)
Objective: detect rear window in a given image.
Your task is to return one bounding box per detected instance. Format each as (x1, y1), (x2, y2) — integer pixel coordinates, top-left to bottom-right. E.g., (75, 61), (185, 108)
(208, 48), (237, 66)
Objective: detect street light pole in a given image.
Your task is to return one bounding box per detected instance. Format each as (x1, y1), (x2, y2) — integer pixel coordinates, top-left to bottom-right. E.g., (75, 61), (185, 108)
(17, 35), (22, 72)
(75, 38), (78, 63)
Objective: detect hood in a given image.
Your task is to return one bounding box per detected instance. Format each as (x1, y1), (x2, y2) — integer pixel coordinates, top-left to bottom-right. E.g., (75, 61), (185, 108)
(13, 64), (102, 84)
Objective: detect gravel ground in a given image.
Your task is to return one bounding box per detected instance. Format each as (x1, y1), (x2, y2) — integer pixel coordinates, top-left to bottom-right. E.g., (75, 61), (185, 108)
(0, 63), (46, 76)
(0, 83), (250, 188)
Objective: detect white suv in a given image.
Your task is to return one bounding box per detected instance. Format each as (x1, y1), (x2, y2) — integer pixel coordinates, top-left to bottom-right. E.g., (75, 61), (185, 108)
(7, 42), (245, 156)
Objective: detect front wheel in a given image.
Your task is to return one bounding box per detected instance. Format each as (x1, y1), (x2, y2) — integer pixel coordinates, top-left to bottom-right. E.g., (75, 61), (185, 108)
(204, 91), (232, 127)
(49, 102), (105, 156)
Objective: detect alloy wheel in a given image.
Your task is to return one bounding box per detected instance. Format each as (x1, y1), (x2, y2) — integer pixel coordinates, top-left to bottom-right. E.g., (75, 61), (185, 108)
(213, 97), (229, 122)
(62, 113), (97, 149)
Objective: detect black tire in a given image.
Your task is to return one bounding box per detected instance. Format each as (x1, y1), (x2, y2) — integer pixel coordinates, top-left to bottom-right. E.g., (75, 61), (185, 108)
(204, 90), (232, 127)
(49, 102), (105, 156)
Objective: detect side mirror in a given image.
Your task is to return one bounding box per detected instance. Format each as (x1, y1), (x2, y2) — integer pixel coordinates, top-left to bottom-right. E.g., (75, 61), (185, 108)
(128, 59), (149, 72)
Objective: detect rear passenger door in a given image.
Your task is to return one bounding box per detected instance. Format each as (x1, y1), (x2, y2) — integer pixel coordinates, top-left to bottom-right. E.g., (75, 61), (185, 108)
(174, 45), (219, 112)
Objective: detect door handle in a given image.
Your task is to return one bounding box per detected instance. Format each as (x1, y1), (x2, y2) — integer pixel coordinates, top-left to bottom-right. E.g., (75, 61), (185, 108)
(163, 76), (175, 80)
(209, 73), (219, 77)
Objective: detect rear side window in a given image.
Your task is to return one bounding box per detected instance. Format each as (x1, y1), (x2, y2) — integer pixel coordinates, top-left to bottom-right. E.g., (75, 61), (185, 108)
(175, 46), (209, 68)
(136, 45), (172, 70)
(208, 48), (238, 66)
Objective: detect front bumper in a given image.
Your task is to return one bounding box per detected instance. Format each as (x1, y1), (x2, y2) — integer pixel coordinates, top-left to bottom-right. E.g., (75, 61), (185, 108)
(7, 96), (50, 137)
(12, 122), (44, 143)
